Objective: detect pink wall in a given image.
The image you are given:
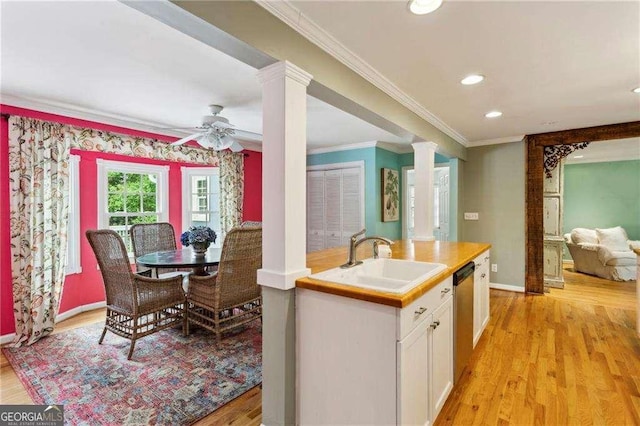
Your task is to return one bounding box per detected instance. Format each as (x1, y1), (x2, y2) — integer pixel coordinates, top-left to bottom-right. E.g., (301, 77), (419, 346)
(0, 105), (262, 336)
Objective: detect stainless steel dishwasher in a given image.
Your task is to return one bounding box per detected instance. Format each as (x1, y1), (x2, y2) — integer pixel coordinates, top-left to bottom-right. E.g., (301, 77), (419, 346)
(453, 261), (475, 384)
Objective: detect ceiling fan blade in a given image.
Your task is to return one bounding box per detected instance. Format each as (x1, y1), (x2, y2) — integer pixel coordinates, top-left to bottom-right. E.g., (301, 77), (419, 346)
(172, 132), (203, 145)
(229, 141), (244, 152)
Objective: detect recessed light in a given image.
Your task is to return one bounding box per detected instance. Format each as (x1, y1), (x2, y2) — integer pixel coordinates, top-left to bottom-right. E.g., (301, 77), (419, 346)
(633, 87), (640, 93)
(485, 111), (502, 118)
(408, 0), (443, 15)
(461, 74), (484, 85)
(573, 155), (584, 159)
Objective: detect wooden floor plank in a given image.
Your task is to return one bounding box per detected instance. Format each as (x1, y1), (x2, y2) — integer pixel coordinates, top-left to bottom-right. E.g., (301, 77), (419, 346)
(2, 263), (638, 425)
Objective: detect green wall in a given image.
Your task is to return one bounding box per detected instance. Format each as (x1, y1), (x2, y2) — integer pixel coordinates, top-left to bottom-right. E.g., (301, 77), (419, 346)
(563, 160), (640, 241)
(461, 142), (525, 287)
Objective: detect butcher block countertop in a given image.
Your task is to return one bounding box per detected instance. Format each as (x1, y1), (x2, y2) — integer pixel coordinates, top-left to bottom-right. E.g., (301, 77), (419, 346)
(296, 240), (491, 308)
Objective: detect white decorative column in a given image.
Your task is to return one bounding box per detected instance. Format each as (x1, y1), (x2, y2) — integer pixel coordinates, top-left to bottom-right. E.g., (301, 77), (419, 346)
(412, 141), (438, 241)
(257, 61), (312, 426)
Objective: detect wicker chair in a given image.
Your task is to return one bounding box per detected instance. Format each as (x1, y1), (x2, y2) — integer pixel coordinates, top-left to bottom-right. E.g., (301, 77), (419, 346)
(130, 222), (189, 285)
(86, 229), (186, 360)
(186, 227), (262, 341)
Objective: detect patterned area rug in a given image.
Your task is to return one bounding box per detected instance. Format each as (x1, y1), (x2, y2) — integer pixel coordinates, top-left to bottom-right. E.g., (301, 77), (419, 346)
(3, 321), (262, 425)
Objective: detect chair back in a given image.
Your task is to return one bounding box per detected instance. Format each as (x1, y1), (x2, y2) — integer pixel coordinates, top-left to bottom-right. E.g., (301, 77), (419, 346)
(130, 222), (177, 275)
(130, 222), (177, 257)
(86, 229), (135, 312)
(216, 227), (262, 307)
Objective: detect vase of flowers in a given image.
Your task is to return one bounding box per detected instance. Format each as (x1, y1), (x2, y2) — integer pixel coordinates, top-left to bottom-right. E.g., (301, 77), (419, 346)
(180, 226), (217, 257)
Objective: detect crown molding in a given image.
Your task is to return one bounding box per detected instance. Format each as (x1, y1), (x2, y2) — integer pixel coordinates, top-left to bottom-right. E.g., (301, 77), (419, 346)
(1, 93), (188, 138)
(307, 140), (412, 155)
(468, 135), (525, 147)
(256, 1), (468, 147)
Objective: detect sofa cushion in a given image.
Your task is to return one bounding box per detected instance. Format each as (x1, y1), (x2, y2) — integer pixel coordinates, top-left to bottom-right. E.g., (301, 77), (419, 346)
(571, 228), (598, 245)
(596, 226), (630, 251)
(597, 248), (637, 266)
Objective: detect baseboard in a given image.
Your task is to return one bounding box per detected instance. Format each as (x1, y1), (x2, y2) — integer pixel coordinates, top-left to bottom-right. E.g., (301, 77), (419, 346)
(489, 282), (525, 293)
(56, 301), (106, 323)
(0, 302), (106, 346)
(0, 333), (16, 345)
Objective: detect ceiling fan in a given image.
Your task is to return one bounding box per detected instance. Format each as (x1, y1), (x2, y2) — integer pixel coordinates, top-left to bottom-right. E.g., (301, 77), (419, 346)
(171, 105), (244, 152)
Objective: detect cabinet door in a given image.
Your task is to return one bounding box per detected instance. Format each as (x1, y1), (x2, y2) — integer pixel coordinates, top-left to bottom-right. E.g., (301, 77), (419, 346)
(341, 168), (363, 245)
(543, 196), (561, 236)
(397, 318), (430, 426)
(324, 170), (343, 249)
(306, 171), (325, 252)
(430, 297), (453, 421)
(543, 241), (562, 279)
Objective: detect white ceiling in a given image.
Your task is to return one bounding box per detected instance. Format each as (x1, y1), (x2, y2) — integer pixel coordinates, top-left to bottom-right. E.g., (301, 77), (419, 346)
(1, 1), (639, 155)
(0, 1), (405, 149)
(284, 0), (640, 144)
(564, 137), (640, 164)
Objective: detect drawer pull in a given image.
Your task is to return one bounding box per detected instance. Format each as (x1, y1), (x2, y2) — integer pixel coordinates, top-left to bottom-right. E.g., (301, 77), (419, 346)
(441, 288), (451, 295)
(430, 320), (440, 329)
(415, 307), (427, 316)
(481, 273), (486, 278)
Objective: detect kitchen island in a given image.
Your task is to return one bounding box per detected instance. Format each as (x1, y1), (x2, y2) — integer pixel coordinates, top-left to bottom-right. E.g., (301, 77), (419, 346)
(295, 239), (491, 425)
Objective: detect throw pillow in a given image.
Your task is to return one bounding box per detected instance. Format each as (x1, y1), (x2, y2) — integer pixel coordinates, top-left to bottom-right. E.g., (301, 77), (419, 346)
(571, 228), (598, 245)
(595, 226), (629, 251)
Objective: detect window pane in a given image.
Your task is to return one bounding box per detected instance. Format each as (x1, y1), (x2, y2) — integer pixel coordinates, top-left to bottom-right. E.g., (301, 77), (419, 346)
(142, 194), (156, 212)
(108, 193), (125, 212)
(126, 173), (141, 186)
(107, 172), (124, 189)
(141, 174), (157, 193)
(125, 194), (141, 212)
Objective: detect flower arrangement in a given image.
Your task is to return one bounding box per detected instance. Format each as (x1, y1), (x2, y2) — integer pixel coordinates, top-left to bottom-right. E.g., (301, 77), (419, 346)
(180, 226), (217, 247)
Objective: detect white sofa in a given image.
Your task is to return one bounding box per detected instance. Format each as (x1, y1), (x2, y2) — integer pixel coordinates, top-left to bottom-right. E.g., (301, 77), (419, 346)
(564, 226), (639, 281)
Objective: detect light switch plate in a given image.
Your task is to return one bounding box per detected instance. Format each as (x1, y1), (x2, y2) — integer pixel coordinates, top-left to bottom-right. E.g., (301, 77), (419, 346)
(464, 212), (479, 220)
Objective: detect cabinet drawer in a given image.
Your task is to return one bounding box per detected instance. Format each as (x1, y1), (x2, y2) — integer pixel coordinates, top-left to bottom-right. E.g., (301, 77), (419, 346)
(398, 276), (453, 340)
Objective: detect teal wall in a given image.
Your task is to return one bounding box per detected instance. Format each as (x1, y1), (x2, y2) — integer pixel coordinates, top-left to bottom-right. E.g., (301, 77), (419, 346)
(307, 148), (456, 242)
(375, 148), (403, 238)
(563, 160), (640, 241)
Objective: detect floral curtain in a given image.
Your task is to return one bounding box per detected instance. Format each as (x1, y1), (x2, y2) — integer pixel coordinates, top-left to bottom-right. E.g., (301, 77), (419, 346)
(8, 117), (71, 346)
(68, 127), (219, 166)
(218, 151), (244, 233)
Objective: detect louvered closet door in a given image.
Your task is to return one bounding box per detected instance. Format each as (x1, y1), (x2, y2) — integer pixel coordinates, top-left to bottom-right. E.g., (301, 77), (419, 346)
(306, 171), (325, 252)
(324, 170), (343, 249)
(341, 168), (363, 246)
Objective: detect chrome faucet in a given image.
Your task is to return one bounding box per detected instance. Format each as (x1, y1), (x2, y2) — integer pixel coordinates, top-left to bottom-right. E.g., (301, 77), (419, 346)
(341, 229), (393, 269)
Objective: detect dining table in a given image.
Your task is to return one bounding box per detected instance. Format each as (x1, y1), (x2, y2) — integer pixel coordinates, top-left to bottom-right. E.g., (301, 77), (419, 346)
(136, 247), (222, 276)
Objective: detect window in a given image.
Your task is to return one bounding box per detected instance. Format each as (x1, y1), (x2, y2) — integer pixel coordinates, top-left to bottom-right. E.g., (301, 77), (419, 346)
(66, 154), (81, 275)
(181, 167), (222, 248)
(97, 160), (169, 254)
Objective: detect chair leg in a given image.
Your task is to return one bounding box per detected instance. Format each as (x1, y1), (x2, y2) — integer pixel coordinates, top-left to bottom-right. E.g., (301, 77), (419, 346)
(183, 302), (189, 336)
(127, 339), (136, 360)
(98, 325), (108, 344)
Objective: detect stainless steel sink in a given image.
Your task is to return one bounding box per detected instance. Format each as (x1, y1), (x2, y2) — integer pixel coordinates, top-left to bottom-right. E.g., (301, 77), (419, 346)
(308, 258), (448, 294)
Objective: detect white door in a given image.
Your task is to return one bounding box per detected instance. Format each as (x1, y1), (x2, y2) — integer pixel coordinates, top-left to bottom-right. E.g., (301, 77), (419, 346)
(433, 167), (450, 241)
(306, 171), (326, 252)
(324, 170), (343, 249)
(341, 168), (362, 246)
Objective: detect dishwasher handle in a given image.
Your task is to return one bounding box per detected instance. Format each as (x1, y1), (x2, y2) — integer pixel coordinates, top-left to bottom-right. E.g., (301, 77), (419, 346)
(453, 262), (475, 286)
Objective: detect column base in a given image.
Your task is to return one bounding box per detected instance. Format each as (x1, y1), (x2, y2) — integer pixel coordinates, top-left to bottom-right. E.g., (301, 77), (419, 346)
(258, 267), (312, 290)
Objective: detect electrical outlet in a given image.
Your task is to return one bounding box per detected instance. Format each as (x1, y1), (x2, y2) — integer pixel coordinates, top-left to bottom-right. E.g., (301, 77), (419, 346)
(491, 264), (498, 272)
(464, 212), (479, 220)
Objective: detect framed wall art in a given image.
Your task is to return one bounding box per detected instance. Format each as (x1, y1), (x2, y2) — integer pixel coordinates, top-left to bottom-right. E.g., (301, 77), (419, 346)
(381, 168), (399, 222)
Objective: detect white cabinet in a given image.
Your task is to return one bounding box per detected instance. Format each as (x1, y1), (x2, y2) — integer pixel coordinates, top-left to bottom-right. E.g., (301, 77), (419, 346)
(473, 249), (490, 347)
(306, 167), (363, 252)
(298, 277), (454, 425)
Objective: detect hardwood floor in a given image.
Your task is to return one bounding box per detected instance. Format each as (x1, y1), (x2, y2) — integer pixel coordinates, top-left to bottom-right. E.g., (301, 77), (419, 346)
(2, 264), (638, 425)
(436, 264), (639, 425)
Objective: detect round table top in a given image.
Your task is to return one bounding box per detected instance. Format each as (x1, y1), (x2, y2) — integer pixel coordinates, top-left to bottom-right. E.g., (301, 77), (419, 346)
(136, 247), (222, 269)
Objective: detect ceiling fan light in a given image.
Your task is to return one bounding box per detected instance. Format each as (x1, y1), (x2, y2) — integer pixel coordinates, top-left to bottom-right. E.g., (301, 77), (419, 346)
(217, 134), (235, 151)
(408, 0), (443, 15)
